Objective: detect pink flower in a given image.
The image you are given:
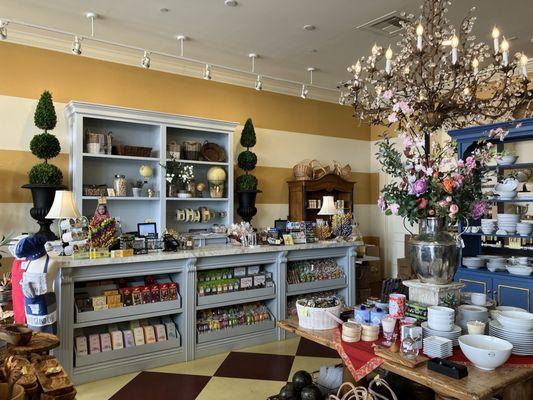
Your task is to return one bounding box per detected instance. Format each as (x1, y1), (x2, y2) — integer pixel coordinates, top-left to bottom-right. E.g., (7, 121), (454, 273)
(438, 200), (448, 207)
(390, 203), (400, 215)
(393, 101), (413, 115)
(409, 179), (427, 196)
(425, 167), (434, 176)
(383, 90), (394, 100)
(457, 160), (465, 168)
(377, 196), (387, 211)
(387, 112), (398, 123)
(449, 204), (459, 216)
(471, 201), (486, 220)
(417, 198), (428, 209)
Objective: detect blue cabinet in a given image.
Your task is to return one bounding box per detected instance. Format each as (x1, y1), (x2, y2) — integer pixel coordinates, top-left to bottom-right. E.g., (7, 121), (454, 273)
(493, 278), (531, 312)
(455, 269), (492, 297)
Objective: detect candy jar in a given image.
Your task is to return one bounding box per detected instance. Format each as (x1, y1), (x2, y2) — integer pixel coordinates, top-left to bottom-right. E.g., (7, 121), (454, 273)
(400, 335), (419, 360)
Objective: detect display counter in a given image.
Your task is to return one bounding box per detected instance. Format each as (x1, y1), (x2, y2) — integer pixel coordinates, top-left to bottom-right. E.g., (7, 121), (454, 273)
(54, 242), (366, 384)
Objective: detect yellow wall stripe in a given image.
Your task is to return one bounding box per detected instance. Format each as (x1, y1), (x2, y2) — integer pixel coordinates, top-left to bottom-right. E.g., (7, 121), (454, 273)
(0, 42), (371, 141)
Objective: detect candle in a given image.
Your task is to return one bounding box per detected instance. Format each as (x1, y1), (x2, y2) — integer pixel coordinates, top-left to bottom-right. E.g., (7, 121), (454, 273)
(385, 46), (393, 75)
(371, 43), (379, 68)
(450, 35), (459, 65)
(472, 58), (479, 75)
(492, 26), (500, 55)
(416, 23), (424, 51)
(520, 53), (529, 77)
(501, 37), (509, 66)
(354, 60), (362, 76)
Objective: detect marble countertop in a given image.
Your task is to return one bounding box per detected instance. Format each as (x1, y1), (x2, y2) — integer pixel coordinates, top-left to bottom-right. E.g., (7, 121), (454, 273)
(57, 241), (361, 268)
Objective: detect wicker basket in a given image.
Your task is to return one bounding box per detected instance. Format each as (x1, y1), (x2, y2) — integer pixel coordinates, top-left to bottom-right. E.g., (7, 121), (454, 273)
(296, 299), (341, 330)
(293, 160), (315, 181)
(112, 145), (152, 157)
(85, 132), (101, 144)
(201, 142), (226, 162)
(312, 161), (331, 180)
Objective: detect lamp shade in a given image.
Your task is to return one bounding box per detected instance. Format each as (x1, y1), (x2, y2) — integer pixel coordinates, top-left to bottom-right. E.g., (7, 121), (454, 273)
(45, 190), (81, 219)
(317, 196), (337, 216)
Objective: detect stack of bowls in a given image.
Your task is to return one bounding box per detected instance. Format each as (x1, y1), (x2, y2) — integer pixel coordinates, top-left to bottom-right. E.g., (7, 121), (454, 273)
(462, 257), (485, 269)
(456, 304), (488, 333)
(516, 222), (533, 236)
(481, 219), (496, 234)
(485, 257), (507, 272)
(506, 264), (533, 276)
(422, 306), (461, 346)
(494, 182), (518, 200)
(495, 311), (533, 332)
(497, 214), (520, 235)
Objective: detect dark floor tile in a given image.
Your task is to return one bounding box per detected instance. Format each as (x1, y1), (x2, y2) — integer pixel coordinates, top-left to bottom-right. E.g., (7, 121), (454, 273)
(109, 371), (211, 400)
(296, 337), (339, 358)
(214, 352), (294, 381)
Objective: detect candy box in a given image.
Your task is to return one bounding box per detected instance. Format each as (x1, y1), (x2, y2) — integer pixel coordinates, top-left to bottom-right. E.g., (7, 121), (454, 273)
(133, 327), (145, 346)
(253, 274), (266, 288)
(247, 265), (260, 275)
(160, 283), (170, 302)
(88, 334), (101, 354)
(129, 320), (140, 330)
(93, 304), (108, 311)
(154, 324), (167, 342)
(75, 336), (88, 356)
(120, 287), (133, 307)
(110, 331), (124, 350)
(150, 285), (161, 302)
(168, 282), (178, 300)
(103, 289), (119, 297)
(239, 277), (253, 290)
(91, 295), (107, 307)
(141, 286), (152, 304)
(165, 322), (178, 340)
(123, 330), (135, 348)
(233, 267), (246, 278)
(131, 287), (143, 306)
(100, 333), (112, 352)
(143, 326), (156, 344)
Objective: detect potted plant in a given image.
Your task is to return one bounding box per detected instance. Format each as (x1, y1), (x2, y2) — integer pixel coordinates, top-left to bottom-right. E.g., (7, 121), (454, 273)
(236, 118), (261, 223)
(22, 91), (65, 240)
(162, 157), (194, 198)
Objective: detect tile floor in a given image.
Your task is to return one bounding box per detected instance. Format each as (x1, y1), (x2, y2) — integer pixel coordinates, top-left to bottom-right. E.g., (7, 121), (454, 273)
(76, 336), (342, 400)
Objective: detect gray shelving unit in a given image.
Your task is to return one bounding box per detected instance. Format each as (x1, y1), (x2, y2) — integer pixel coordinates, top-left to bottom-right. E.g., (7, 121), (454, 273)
(287, 277), (347, 296)
(55, 243), (359, 384)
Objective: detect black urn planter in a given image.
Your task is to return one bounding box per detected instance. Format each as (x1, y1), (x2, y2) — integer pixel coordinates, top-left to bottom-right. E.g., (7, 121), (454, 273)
(236, 190), (261, 223)
(22, 183), (66, 240)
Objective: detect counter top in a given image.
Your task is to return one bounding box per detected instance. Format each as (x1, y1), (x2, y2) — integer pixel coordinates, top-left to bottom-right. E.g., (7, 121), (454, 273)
(57, 241), (361, 268)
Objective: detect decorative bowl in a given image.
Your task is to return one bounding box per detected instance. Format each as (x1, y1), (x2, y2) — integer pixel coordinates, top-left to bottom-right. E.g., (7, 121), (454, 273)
(496, 311), (533, 331)
(0, 324), (33, 345)
(459, 335), (512, 370)
(496, 155), (519, 166)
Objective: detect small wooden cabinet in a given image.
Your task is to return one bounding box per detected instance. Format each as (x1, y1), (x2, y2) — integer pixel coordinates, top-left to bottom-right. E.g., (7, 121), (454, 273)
(287, 174), (354, 221)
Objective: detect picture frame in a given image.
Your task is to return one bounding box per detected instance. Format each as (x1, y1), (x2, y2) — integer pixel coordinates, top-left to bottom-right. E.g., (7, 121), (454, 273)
(137, 222), (157, 238)
(107, 188), (116, 197)
(282, 234), (294, 246)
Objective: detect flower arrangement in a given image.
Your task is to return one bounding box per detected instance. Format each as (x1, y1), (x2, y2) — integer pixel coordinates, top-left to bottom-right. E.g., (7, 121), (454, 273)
(162, 157), (194, 187)
(376, 93), (496, 225)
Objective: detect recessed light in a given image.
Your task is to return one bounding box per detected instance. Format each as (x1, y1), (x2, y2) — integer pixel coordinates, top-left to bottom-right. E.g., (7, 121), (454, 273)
(159, 8), (170, 13)
(303, 24), (316, 31)
(225, 0), (238, 6)
(310, 49), (318, 53)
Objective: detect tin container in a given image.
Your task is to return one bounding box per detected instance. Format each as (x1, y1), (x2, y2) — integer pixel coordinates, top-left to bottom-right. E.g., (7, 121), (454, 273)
(388, 293), (407, 318)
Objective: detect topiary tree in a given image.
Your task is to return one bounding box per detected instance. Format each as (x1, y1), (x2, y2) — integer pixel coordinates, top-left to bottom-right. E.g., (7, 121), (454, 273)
(236, 118), (258, 191)
(28, 91), (63, 185)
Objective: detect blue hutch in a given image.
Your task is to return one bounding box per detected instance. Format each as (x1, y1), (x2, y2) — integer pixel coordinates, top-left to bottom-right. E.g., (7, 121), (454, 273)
(449, 118), (533, 311)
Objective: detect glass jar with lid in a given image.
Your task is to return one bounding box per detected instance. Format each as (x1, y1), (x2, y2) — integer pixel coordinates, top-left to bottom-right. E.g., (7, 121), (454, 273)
(114, 174), (127, 197)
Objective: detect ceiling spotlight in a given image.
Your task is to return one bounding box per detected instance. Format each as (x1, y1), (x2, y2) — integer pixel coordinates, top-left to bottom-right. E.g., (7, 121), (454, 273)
(224, 0), (238, 6)
(0, 20), (7, 41)
(177, 34), (187, 57)
(255, 75), (263, 91)
(141, 51), (151, 69)
(300, 84), (309, 99)
(203, 64), (212, 80)
(159, 8), (170, 13)
(71, 36), (82, 55)
(303, 24), (316, 31)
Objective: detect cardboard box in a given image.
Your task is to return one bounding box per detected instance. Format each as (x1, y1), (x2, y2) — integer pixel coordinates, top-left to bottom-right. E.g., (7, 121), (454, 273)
(397, 258), (415, 280)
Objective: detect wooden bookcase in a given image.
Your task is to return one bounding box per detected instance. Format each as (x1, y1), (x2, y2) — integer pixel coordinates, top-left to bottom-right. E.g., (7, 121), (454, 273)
(287, 173), (355, 221)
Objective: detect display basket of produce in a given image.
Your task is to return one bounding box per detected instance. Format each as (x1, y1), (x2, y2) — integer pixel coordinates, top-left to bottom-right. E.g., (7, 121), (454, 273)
(296, 296), (341, 330)
(201, 141), (226, 162)
(112, 144), (152, 157)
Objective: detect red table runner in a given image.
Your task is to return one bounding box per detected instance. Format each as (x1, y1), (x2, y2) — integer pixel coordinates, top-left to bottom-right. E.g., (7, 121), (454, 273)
(331, 328), (533, 382)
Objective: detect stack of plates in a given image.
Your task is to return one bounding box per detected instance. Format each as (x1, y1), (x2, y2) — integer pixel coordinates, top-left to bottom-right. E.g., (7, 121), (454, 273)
(421, 322), (461, 346)
(489, 320), (533, 355)
(423, 336), (453, 358)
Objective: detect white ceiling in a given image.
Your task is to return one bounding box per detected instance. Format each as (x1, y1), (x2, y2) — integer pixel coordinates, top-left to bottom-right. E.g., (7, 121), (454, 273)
(1, 0), (532, 101)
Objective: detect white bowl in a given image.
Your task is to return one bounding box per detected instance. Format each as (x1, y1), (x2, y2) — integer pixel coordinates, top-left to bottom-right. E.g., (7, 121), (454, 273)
(495, 190), (517, 199)
(462, 257), (485, 268)
(496, 155), (519, 166)
(495, 180), (518, 191)
(459, 335), (512, 370)
(428, 306), (455, 317)
(490, 306), (528, 319)
(428, 320), (454, 332)
(487, 265), (506, 272)
(506, 266), (533, 276)
(497, 214), (520, 221)
(496, 311), (533, 331)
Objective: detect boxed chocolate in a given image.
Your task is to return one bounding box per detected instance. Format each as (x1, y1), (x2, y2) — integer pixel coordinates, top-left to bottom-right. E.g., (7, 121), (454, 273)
(91, 295), (107, 307)
(154, 324), (167, 342)
(133, 327), (145, 346)
(233, 267), (247, 278)
(123, 330), (135, 348)
(88, 334), (101, 354)
(247, 265), (261, 275)
(143, 325), (156, 344)
(75, 336), (88, 356)
(93, 304), (108, 311)
(253, 274), (266, 288)
(165, 322), (178, 340)
(110, 331), (124, 350)
(239, 276), (253, 290)
(75, 297), (93, 313)
(100, 333), (112, 352)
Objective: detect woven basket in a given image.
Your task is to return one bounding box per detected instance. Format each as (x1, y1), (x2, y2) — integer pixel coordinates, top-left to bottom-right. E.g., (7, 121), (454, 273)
(85, 132), (101, 144)
(312, 160), (331, 180)
(293, 160), (315, 181)
(181, 141), (201, 160)
(296, 300), (341, 330)
(201, 142), (226, 162)
(112, 145), (152, 157)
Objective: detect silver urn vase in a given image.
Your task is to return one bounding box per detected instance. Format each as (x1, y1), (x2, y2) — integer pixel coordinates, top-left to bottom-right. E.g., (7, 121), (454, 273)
(407, 217), (459, 285)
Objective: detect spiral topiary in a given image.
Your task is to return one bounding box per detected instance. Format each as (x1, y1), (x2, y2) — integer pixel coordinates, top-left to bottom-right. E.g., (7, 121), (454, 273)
(29, 163), (63, 185)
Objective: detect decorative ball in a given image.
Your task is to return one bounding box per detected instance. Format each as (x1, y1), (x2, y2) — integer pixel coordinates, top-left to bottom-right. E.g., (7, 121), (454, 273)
(207, 167), (226, 185)
(139, 165), (153, 178)
(196, 182), (206, 192)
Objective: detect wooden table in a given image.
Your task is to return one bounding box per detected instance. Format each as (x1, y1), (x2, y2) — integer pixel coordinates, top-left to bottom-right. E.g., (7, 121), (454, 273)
(278, 319), (533, 400)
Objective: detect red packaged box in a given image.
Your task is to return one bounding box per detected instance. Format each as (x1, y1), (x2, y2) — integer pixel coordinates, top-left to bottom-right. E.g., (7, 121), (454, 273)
(160, 283), (170, 302)
(131, 287), (143, 305)
(168, 282), (178, 301)
(150, 284), (161, 302)
(141, 286), (152, 304)
(120, 287), (133, 307)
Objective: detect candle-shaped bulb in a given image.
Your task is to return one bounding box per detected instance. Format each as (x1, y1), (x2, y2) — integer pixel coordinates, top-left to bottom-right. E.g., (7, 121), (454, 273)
(354, 60), (362, 75)
(416, 23), (424, 51)
(492, 26), (500, 54)
(450, 35), (459, 65)
(520, 53), (528, 77)
(403, 65), (410, 75)
(501, 37), (509, 66)
(472, 58), (479, 74)
(385, 46), (393, 74)
(463, 87), (470, 96)
(371, 43), (379, 56)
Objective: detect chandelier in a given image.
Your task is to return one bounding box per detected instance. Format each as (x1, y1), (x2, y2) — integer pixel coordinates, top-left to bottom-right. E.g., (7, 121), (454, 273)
(340, 0), (531, 134)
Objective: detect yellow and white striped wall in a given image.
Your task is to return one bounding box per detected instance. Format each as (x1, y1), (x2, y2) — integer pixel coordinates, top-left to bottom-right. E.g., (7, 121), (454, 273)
(0, 42), (380, 241)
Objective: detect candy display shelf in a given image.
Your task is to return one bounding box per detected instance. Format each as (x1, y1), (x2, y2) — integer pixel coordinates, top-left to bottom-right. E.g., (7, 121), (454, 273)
(55, 242), (360, 383)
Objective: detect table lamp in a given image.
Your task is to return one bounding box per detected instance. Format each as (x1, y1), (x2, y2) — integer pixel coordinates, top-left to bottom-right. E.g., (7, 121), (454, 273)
(317, 196), (337, 216)
(46, 190), (81, 245)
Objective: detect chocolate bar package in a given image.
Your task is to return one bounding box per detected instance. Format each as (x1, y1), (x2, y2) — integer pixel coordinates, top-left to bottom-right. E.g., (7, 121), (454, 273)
(75, 336), (88, 356)
(405, 301), (428, 322)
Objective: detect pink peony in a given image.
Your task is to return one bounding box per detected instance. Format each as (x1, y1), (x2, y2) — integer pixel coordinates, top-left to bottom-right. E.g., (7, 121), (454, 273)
(377, 196), (387, 211)
(471, 201), (486, 220)
(390, 203), (400, 214)
(409, 179), (427, 196)
(383, 90), (394, 100)
(387, 112), (398, 123)
(449, 204), (459, 218)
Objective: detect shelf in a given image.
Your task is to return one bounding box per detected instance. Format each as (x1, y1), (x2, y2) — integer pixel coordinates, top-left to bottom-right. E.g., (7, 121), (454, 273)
(487, 198), (533, 203)
(197, 319), (275, 344)
(75, 338), (181, 368)
(166, 159), (229, 166)
(483, 162), (533, 171)
(166, 197), (228, 201)
(197, 287), (276, 310)
(83, 153), (159, 162)
(463, 232), (533, 239)
(286, 277), (347, 296)
(74, 298), (182, 328)
(459, 266), (533, 279)
(82, 196), (160, 201)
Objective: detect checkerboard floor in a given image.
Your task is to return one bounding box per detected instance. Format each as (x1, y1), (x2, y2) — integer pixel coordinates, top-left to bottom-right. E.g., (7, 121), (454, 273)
(76, 337), (342, 400)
